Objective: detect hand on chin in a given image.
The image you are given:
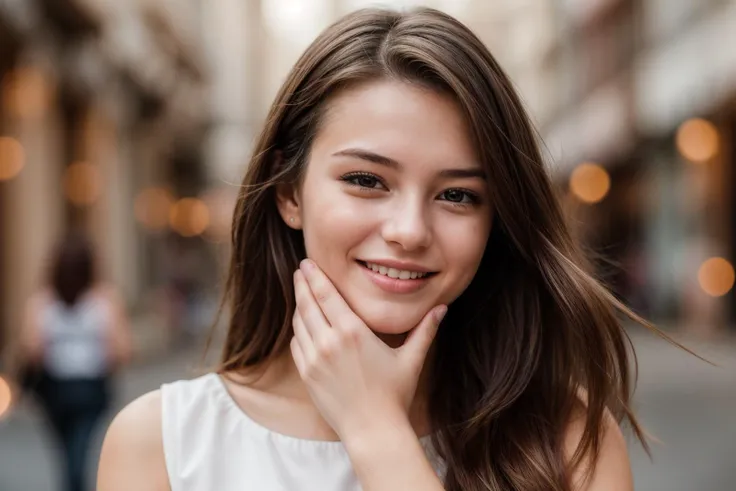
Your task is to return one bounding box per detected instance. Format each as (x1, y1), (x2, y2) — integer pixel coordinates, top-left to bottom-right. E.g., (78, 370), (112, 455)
(290, 259), (446, 439)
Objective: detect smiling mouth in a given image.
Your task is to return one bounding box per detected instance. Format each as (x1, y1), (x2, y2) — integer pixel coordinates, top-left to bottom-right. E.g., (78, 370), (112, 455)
(357, 261), (437, 280)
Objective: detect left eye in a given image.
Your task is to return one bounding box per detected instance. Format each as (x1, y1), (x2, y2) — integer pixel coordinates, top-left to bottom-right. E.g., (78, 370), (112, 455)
(350, 175), (381, 188)
(439, 189), (476, 204)
(341, 172), (386, 190)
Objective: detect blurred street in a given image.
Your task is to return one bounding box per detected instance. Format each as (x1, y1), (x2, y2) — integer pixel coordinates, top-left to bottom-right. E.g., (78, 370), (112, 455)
(0, 339), (203, 491)
(0, 330), (734, 491)
(628, 332), (736, 491)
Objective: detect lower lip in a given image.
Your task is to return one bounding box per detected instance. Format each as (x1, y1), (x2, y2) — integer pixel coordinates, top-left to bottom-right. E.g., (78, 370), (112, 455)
(358, 262), (433, 294)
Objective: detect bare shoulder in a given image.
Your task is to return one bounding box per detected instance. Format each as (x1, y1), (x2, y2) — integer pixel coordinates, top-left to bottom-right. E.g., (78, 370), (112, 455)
(564, 405), (633, 491)
(98, 390), (171, 491)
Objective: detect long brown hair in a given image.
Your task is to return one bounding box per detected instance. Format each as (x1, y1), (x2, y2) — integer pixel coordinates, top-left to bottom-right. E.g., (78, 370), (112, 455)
(219, 7), (651, 490)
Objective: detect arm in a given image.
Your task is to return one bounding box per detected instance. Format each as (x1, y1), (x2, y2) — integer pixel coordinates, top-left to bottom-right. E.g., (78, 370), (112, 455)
(97, 390), (171, 491)
(291, 261), (446, 490)
(345, 409), (633, 491)
(19, 292), (47, 365)
(566, 409), (634, 491)
(101, 285), (134, 369)
(343, 415), (444, 491)
(346, 405), (632, 491)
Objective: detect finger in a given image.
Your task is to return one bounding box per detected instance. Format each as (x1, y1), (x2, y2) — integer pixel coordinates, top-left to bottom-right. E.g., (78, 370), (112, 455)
(400, 305), (447, 368)
(290, 337), (306, 375)
(300, 259), (363, 332)
(292, 309), (315, 359)
(294, 269), (329, 341)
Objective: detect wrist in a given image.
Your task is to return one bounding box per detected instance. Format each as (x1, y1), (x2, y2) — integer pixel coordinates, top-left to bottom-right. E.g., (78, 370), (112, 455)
(342, 414), (438, 488)
(341, 409), (415, 455)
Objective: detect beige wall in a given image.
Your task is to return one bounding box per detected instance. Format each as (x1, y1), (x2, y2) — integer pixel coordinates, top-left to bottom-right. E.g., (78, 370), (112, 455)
(83, 101), (139, 302)
(0, 0), (212, 361)
(202, 0), (266, 183)
(1, 58), (64, 351)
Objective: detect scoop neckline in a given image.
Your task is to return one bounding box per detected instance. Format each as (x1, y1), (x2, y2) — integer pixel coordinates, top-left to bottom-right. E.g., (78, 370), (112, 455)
(210, 373), (434, 447)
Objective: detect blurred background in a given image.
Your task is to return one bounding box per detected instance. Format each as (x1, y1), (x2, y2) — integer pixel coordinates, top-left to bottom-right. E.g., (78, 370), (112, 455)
(0, 0), (735, 490)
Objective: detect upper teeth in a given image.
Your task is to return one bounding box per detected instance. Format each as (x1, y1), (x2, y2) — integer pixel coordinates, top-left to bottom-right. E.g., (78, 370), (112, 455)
(365, 262), (429, 280)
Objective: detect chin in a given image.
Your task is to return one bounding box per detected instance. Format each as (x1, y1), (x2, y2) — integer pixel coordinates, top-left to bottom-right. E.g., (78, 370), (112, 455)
(356, 306), (427, 335)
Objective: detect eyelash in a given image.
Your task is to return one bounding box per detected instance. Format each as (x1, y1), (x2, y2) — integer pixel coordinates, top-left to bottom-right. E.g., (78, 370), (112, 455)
(339, 172), (481, 208)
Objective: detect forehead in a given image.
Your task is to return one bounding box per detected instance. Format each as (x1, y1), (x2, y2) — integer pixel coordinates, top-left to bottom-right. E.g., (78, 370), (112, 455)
(313, 80), (479, 168)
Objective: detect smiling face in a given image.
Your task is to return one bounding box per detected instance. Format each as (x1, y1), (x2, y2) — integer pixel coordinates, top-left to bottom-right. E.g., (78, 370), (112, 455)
(278, 79), (493, 335)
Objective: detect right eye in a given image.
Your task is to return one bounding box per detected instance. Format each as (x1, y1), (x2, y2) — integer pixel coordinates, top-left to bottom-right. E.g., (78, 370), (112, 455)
(340, 172), (387, 190)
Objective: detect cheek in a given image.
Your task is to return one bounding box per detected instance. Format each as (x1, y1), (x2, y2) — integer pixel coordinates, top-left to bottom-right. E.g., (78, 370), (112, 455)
(300, 186), (373, 266)
(440, 219), (491, 294)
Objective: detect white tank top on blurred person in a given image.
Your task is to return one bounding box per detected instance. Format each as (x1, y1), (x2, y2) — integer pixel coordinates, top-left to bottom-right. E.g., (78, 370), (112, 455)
(160, 373), (445, 491)
(40, 292), (112, 379)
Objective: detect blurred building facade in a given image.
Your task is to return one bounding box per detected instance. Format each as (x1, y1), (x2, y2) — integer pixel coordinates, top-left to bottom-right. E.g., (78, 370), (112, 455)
(543, 0), (736, 332)
(2, 0), (736, 364)
(0, 0), (210, 357)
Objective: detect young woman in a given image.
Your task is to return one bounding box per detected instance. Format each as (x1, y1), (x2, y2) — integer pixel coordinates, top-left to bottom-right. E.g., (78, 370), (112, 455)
(20, 233), (132, 491)
(98, 7), (647, 490)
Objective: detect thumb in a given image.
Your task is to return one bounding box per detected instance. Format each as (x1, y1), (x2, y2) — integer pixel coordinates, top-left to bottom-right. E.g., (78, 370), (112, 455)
(400, 305), (447, 368)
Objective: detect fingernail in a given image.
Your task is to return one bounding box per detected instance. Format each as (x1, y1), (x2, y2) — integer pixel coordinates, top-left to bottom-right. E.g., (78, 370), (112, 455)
(301, 259), (314, 271)
(434, 305), (447, 323)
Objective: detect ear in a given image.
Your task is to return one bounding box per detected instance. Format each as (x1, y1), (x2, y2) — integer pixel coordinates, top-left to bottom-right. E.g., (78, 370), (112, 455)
(274, 153), (303, 230)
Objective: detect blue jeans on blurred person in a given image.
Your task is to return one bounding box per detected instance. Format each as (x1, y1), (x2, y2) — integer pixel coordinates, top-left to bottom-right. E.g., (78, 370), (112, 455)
(38, 375), (110, 491)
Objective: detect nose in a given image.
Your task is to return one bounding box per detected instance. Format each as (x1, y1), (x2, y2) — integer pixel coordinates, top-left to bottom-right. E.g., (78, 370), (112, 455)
(380, 196), (432, 251)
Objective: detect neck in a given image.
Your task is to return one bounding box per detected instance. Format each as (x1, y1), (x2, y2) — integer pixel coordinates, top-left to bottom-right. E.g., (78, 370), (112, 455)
(376, 331), (409, 349)
(249, 341), (433, 439)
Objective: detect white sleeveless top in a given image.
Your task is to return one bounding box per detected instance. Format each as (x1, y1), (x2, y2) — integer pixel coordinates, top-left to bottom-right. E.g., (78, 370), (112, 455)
(160, 373), (445, 491)
(40, 293), (112, 379)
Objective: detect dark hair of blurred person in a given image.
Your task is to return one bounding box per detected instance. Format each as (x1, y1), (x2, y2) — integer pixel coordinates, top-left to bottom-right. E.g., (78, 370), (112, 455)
(20, 232), (132, 491)
(51, 233), (95, 306)
(96, 7), (666, 491)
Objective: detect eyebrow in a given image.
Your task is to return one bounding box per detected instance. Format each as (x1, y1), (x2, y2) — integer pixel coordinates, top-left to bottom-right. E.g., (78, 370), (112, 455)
(332, 148), (486, 180)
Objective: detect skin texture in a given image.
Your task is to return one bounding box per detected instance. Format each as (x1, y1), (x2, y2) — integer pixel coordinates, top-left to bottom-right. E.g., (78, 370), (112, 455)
(291, 261), (446, 439)
(97, 81), (632, 491)
(278, 80), (493, 336)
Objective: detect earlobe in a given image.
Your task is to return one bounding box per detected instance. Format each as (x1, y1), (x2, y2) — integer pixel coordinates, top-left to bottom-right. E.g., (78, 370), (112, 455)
(276, 182), (302, 230)
(273, 151), (303, 229)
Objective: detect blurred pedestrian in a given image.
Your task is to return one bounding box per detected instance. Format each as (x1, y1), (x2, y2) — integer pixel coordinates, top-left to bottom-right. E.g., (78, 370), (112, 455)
(19, 233), (132, 491)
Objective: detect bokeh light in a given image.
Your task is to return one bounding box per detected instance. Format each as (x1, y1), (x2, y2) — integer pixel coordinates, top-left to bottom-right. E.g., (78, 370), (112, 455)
(698, 257), (735, 297)
(64, 162), (101, 206)
(1, 67), (51, 120)
(0, 375), (12, 420)
(676, 118), (720, 163)
(569, 162), (611, 204)
(169, 198), (210, 237)
(0, 137), (25, 181)
(202, 188), (236, 240)
(135, 187), (174, 231)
